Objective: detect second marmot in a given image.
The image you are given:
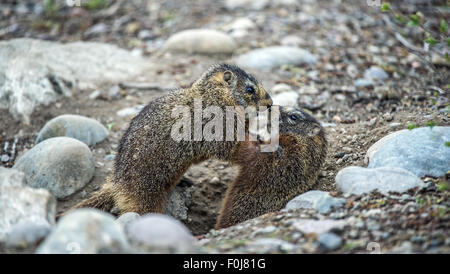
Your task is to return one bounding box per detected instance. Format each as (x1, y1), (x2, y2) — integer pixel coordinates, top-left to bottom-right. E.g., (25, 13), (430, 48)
(216, 106), (327, 228)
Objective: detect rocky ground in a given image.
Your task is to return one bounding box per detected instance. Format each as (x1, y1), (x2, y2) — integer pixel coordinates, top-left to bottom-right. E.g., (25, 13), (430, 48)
(0, 0), (449, 254)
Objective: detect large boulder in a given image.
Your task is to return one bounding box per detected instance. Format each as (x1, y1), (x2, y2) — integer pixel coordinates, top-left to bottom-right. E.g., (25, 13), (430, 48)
(367, 126), (450, 177)
(13, 137), (95, 199)
(0, 38), (150, 123)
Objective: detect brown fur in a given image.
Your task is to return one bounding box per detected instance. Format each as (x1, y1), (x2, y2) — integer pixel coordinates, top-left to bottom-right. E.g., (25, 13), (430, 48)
(215, 107), (327, 229)
(70, 64), (272, 215)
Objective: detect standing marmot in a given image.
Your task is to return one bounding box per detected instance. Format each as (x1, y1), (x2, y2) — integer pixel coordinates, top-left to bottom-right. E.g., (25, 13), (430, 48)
(72, 64), (272, 215)
(216, 106), (327, 229)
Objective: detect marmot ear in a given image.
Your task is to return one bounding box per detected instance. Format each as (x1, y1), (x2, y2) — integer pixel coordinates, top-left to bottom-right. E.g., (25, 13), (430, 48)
(223, 70), (234, 85)
(308, 125), (322, 137)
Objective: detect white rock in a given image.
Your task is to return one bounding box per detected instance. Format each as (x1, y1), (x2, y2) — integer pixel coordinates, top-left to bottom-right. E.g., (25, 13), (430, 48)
(224, 0), (270, 10)
(284, 190), (346, 214)
(292, 219), (347, 235)
(88, 90), (101, 100)
(223, 18), (256, 32)
(363, 66), (389, 82)
(270, 83), (293, 94)
(272, 0), (298, 5)
(281, 35), (305, 47)
(236, 46), (317, 70)
(0, 167), (56, 242)
(272, 91), (300, 107)
(37, 209), (129, 254)
(5, 222), (51, 249)
(127, 214), (196, 253)
(116, 212), (140, 232)
(164, 29), (236, 55)
(116, 105), (145, 117)
(0, 166), (26, 188)
(335, 166), (425, 195)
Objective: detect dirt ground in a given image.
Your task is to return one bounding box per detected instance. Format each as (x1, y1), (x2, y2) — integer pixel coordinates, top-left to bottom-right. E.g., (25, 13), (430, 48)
(1, 0), (449, 235)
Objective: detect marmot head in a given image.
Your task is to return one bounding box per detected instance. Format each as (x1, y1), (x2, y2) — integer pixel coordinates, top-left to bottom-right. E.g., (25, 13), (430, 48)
(251, 106), (326, 153)
(195, 63), (273, 108)
(278, 106), (324, 139)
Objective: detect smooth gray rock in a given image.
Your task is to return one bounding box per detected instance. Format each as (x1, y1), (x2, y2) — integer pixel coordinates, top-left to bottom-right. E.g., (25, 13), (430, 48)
(36, 209), (130, 254)
(108, 85), (122, 100)
(104, 154), (116, 161)
(363, 66), (388, 82)
(116, 212), (140, 232)
(254, 226), (277, 235)
(0, 38), (151, 123)
(223, 18), (256, 32)
(116, 105), (145, 117)
(273, 0), (298, 6)
(354, 78), (374, 87)
(236, 46), (317, 70)
(364, 129), (407, 164)
(284, 190), (346, 214)
(127, 214), (196, 253)
(13, 137), (95, 199)
(317, 232), (342, 251)
(224, 0), (270, 10)
(5, 223), (51, 249)
(36, 114), (109, 146)
(164, 29), (236, 55)
(84, 23), (108, 37)
(335, 166), (425, 195)
(368, 126), (450, 177)
(270, 83), (293, 93)
(223, 18), (255, 39)
(0, 168), (56, 242)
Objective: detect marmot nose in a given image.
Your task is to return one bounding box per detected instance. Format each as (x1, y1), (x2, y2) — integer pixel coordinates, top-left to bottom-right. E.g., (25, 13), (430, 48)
(259, 92), (273, 107)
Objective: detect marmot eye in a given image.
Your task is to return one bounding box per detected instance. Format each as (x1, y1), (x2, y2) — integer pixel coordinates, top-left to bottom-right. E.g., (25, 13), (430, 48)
(246, 86), (255, 94)
(289, 114), (298, 121)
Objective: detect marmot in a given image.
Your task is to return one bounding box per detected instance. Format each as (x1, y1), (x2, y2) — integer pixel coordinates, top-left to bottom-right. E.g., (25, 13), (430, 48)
(72, 64), (272, 215)
(215, 106), (327, 229)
